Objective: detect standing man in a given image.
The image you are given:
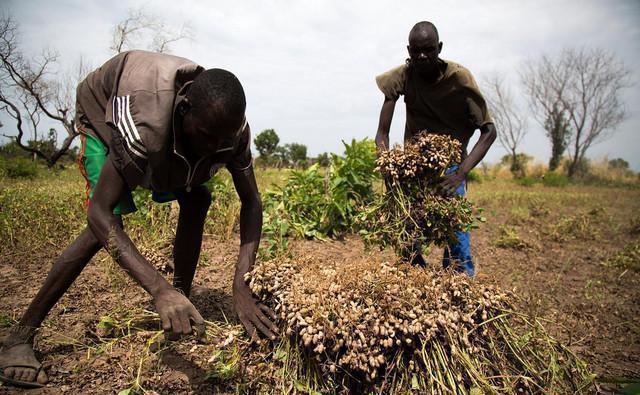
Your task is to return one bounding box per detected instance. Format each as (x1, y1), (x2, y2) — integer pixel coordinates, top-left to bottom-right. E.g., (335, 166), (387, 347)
(375, 21), (497, 276)
(0, 50), (276, 388)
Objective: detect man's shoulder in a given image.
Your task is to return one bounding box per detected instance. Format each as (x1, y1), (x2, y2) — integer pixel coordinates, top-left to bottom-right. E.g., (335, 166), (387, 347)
(118, 50), (203, 94)
(121, 50), (198, 68)
(442, 60), (475, 85)
(376, 64), (407, 82)
(375, 64), (408, 99)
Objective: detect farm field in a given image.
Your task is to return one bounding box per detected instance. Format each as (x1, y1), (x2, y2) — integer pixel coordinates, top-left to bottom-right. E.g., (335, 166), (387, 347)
(0, 166), (639, 394)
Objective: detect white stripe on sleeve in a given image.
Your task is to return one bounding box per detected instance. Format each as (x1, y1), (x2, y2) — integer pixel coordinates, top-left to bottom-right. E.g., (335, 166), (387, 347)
(115, 96), (147, 159)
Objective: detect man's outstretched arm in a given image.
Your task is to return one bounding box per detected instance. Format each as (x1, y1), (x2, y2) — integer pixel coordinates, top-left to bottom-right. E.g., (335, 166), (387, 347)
(230, 165), (278, 342)
(375, 96), (398, 152)
(88, 158), (204, 335)
(439, 123), (497, 195)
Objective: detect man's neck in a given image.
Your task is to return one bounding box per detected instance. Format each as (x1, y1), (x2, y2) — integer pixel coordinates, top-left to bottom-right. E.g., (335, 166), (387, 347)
(418, 59), (447, 84)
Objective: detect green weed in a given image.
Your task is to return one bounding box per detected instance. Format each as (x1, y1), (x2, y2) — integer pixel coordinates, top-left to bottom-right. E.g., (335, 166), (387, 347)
(0, 183), (85, 252)
(542, 172), (569, 187)
(494, 225), (530, 250)
(0, 312), (16, 328)
(629, 216), (640, 235)
(506, 206), (532, 225)
(205, 345), (242, 383)
(0, 157), (38, 179)
(547, 208), (605, 241)
(607, 241), (640, 272)
(466, 169), (482, 183)
(584, 279), (605, 301)
(515, 176), (537, 187)
(528, 198), (550, 218)
(204, 174), (241, 240)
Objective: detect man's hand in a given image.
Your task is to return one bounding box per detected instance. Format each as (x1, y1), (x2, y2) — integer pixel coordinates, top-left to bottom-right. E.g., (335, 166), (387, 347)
(233, 281), (278, 342)
(438, 169), (466, 197)
(88, 159), (206, 338)
(229, 163), (276, 342)
(154, 288), (205, 337)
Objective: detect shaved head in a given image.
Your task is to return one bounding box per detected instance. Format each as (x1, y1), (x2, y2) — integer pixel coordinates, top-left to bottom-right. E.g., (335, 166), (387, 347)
(409, 21), (439, 44)
(406, 21), (444, 79)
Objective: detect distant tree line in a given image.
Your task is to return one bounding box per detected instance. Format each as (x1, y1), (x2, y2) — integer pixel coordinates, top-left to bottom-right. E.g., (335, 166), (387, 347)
(253, 128), (330, 169)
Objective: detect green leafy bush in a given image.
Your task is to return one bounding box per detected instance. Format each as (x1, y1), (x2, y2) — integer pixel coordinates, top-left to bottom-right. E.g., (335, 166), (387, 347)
(260, 138), (378, 257)
(542, 172), (569, 187)
(607, 241), (640, 272)
(466, 169), (482, 183)
(1, 157), (38, 179)
(516, 176), (537, 187)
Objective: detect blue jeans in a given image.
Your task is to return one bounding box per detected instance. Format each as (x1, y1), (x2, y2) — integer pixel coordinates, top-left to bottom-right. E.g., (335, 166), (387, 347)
(410, 165), (475, 277)
(442, 165), (475, 276)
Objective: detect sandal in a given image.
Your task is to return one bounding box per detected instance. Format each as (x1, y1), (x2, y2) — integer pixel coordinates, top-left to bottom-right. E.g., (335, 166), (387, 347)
(0, 326), (46, 388)
(0, 358), (45, 388)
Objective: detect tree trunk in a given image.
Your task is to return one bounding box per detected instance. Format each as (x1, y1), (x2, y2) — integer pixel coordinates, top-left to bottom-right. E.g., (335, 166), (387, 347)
(567, 150), (580, 178)
(45, 129), (78, 168)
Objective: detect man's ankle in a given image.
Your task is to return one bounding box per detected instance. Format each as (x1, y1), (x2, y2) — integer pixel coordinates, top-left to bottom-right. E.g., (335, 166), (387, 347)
(3, 325), (37, 347)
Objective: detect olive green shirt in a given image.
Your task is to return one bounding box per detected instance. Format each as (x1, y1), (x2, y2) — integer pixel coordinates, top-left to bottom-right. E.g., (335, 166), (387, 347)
(375, 60), (493, 155)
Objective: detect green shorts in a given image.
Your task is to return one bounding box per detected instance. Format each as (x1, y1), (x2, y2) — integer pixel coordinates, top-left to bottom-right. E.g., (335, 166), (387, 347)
(79, 132), (175, 215)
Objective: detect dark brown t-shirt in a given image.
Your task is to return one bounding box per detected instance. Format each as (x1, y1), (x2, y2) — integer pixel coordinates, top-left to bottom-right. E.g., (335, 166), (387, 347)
(375, 60), (493, 155)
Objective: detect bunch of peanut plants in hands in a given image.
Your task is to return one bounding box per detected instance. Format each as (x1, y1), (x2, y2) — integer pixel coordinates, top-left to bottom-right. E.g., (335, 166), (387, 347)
(359, 132), (478, 258)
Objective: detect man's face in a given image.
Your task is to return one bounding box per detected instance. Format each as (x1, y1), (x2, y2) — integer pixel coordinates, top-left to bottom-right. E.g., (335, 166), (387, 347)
(181, 108), (245, 159)
(407, 32), (442, 76)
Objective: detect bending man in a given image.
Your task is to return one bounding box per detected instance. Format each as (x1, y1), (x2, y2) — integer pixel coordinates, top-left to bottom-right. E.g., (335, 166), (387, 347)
(0, 50), (276, 388)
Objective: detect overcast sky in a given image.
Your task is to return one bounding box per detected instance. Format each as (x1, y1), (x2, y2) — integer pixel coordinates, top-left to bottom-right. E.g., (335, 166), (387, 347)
(2, 0), (639, 169)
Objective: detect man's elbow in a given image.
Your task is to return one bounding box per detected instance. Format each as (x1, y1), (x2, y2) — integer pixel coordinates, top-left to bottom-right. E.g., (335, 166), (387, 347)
(484, 123), (498, 145)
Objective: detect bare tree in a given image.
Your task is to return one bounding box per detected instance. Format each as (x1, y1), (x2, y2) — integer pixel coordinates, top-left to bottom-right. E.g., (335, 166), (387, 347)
(521, 48), (630, 177)
(0, 15), (86, 167)
(151, 22), (193, 54)
(110, 8), (156, 54)
(483, 75), (527, 178)
(520, 55), (572, 172)
(543, 103), (571, 171)
(111, 7), (193, 55)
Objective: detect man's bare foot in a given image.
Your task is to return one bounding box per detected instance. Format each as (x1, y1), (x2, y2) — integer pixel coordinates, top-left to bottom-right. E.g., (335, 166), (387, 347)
(0, 343), (48, 388)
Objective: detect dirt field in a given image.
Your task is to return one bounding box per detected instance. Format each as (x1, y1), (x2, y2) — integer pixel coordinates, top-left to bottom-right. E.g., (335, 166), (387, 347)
(0, 171), (639, 394)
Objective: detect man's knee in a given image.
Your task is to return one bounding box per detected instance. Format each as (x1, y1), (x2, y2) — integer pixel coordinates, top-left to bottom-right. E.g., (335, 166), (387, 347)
(178, 186), (212, 213)
(190, 186), (212, 209)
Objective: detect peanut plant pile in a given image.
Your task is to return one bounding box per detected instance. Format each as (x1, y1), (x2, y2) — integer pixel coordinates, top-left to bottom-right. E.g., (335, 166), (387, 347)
(359, 132), (477, 257)
(247, 256), (593, 393)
